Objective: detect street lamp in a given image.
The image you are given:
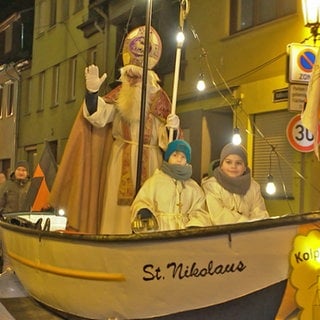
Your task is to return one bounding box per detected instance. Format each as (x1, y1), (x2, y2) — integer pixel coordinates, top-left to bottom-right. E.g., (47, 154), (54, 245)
(302, 0), (320, 44)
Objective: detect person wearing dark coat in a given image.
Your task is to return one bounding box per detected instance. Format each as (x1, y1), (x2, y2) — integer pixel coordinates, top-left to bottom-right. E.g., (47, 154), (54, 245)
(0, 160), (31, 214)
(0, 160), (32, 272)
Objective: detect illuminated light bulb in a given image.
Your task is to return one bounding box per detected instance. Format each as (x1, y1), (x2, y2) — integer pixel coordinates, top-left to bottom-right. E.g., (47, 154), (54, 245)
(232, 128), (242, 145)
(266, 175), (276, 195)
(196, 74), (206, 91)
(58, 208), (65, 216)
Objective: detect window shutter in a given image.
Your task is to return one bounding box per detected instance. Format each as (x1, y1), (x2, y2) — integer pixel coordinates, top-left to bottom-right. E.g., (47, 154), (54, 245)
(253, 110), (294, 199)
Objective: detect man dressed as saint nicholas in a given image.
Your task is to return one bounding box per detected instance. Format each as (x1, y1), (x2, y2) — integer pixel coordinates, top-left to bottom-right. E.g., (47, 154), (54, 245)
(50, 26), (181, 234)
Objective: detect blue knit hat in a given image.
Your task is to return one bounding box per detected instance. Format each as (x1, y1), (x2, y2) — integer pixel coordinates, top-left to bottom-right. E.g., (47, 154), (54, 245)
(164, 140), (191, 163)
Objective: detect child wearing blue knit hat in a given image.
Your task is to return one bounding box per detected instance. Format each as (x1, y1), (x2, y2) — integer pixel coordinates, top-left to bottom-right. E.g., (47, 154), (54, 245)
(164, 139), (191, 164)
(131, 139), (210, 232)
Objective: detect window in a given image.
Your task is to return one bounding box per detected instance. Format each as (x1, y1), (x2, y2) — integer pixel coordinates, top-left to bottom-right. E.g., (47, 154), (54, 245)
(49, 0), (57, 27)
(68, 57), (77, 101)
(252, 110), (294, 199)
(48, 140), (58, 162)
(25, 77), (32, 114)
(25, 145), (37, 175)
(0, 86), (3, 119)
(87, 47), (97, 65)
(6, 82), (14, 116)
(36, 0), (57, 34)
(230, 0), (296, 34)
(52, 65), (60, 107)
(37, 0), (47, 35)
(74, 0), (83, 14)
(61, 0), (69, 21)
(4, 24), (13, 54)
(38, 72), (45, 111)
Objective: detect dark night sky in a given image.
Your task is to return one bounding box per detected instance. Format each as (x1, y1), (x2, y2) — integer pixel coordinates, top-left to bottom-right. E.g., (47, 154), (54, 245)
(0, 0), (34, 21)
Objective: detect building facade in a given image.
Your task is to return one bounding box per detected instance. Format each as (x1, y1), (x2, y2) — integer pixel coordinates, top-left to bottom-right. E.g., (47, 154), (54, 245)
(1, 0), (318, 216)
(0, 8), (34, 176)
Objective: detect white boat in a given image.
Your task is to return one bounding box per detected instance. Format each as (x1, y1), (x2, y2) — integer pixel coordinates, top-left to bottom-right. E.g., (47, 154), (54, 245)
(1, 211), (320, 320)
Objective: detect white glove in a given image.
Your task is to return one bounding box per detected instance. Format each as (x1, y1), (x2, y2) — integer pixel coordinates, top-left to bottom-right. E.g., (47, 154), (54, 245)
(85, 64), (107, 93)
(166, 113), (180, 130)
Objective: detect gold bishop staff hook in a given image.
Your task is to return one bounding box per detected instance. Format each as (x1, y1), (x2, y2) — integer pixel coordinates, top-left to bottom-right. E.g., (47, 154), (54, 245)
(179, 0), (190, 29)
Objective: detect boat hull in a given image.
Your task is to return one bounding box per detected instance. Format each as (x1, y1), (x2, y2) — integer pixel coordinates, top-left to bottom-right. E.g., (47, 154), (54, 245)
(1, 212), (320, 319)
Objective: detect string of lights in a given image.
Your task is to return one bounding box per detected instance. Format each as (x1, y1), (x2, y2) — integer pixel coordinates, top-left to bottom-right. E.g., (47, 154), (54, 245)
(185, 20), (320, 199)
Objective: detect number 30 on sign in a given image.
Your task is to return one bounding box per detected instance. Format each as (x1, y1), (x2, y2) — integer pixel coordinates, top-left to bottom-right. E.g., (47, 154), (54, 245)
(286, 114), (320, 152)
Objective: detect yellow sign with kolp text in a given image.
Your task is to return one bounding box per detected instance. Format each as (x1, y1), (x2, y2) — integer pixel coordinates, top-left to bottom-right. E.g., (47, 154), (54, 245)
(290, 230), (320, 319)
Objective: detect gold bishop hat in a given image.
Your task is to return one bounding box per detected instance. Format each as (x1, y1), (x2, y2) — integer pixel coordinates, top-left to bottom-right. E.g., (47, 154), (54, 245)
(122, 26), (162, 69)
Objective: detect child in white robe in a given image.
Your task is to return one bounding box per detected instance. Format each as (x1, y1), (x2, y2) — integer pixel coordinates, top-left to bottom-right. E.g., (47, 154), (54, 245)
(202, 143), (269, 225)
(131, 140), (209, 232)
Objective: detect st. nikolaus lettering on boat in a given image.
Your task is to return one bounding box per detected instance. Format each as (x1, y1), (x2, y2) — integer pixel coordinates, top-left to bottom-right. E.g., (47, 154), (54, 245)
(142, 259), (246, 281)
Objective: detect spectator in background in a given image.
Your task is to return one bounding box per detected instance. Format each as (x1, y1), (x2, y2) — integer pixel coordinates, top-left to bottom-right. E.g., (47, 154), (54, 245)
(0, 160), (31, 272)
(0, 161), (31, 214)
(202, 143), (269, 225)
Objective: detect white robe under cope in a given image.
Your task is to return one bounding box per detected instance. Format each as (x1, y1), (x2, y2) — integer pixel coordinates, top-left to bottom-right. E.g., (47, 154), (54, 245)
(130, 169), (208, 231)
(84, 92), (170, 234)
(202, 176), (269, 225)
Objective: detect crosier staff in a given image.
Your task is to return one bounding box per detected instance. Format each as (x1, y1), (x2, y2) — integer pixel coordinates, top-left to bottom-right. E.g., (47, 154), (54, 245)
(169, 0), (190, 142)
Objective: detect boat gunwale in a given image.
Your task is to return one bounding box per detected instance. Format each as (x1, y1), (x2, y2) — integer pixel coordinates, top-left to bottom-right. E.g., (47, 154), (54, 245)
(1, 211), (320, 243)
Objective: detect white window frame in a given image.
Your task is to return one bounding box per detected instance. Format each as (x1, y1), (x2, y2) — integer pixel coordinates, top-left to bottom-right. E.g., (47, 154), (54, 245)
(38, 71), (45, 111)
(68, 57), (77, 101)
(6, 81), (15, 117)
(52, 64), (60, 107)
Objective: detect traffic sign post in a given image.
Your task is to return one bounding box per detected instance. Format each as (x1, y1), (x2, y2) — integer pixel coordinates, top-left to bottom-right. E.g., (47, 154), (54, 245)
(287, 43), (318, 84)
(286, 114), (320, 152)
(288, 84), (308, 111)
